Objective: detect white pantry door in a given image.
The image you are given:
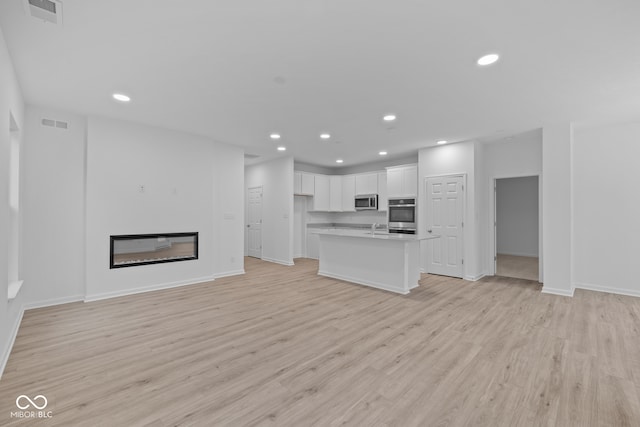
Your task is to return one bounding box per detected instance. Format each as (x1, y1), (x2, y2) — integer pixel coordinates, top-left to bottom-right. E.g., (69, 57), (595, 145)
(425, 176), (464, 278)
(247, 187), (263, 258)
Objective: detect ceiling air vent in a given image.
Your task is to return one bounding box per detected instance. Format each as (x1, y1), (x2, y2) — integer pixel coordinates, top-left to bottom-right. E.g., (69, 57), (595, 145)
(244, 154), (260, 159)
(42, 118), (68, 129)
(23, 0), (63, 26)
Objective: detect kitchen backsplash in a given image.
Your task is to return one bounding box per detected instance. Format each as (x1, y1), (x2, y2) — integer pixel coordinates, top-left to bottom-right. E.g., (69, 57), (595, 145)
(305, 210), (387, 225)
(331, 211), (387, 224)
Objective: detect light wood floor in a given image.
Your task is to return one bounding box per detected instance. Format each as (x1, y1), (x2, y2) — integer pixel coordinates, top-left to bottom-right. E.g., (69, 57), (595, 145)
(2, 258), (640, 426)
(497, 253), (539, 282)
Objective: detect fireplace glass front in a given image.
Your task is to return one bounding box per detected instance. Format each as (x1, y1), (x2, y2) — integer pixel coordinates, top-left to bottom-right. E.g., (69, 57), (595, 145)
(110, 232), (198, 269)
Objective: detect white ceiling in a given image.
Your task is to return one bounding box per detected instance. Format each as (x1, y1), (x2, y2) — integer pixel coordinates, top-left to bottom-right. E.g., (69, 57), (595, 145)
(1, 0), (639, 167)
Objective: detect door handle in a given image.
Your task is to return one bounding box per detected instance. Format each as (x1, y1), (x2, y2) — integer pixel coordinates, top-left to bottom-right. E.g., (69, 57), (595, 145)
(427, 229), (432, 233)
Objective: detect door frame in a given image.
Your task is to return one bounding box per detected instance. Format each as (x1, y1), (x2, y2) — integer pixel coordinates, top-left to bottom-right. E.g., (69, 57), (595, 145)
(489, 173), (542, 282)
(422, 173), (466, 278)
(246, 186), (263, 259)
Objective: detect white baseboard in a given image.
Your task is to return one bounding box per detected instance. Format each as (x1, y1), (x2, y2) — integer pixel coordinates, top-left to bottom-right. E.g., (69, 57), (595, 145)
(214, 269), (245, 279)
(24, 295), (84, 310)
(465, 273), (486, 282)
(574, 282), (640, 298)
(261, 257), (294, 266)
(0, 305), (24, 380)
(541, 286), (575, 297)
(84, 275), (217, 302)
(318, 270), (409, 295)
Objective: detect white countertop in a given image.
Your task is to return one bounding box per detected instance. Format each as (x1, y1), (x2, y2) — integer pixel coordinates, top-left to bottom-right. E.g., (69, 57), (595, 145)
(314, 229), (439, 241)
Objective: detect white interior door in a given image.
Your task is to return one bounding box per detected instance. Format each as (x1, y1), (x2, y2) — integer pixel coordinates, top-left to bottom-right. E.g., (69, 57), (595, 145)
(247, 187), (262, 258)
(425, 176), (464, 278)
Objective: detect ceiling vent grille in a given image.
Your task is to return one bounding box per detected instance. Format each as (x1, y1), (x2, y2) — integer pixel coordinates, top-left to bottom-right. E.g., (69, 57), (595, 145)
(244, 154), (260, 159)
(23, 0), (63, 26)
(42, 118), (68, 130)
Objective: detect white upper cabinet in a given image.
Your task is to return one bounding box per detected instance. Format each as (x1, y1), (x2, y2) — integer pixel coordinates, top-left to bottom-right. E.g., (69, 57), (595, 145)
(294, 172), (302, 194)
(329, 176), (343, 211)
(386, 168), (403, 196)
(386, 164), (418, 197)
(355, 172), (378, 195)
(341, 175), (356, 212)
(294, 172), (315, 196)
(313, 174), (330, 211)
(295, 170), (397, 212)
(377, 172), (388, 212)
(302, 173), (315, 195)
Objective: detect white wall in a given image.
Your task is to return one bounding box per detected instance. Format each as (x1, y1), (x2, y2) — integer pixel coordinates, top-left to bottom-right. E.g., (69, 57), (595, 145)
(212, 143), (245, 276)
(496, 176), (539, 257)
(22, 106), (86, 306)
(418, 141), (482, 280)
(572, 122), (640, 296)
(245, 157), (294, 266)
(86, 116), (244, 300)
(0, 26), (25, 376)
(541, 123), (573, 296)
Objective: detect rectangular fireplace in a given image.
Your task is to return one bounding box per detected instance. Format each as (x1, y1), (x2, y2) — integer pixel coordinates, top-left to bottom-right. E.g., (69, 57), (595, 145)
(110, 232), (198, 269)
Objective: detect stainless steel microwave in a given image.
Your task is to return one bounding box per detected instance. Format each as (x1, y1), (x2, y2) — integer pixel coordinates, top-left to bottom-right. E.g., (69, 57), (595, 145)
(355, 194), (378, 211)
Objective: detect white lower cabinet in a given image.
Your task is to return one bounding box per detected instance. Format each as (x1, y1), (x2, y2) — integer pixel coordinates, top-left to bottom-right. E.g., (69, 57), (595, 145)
(306, 230), (323, 259)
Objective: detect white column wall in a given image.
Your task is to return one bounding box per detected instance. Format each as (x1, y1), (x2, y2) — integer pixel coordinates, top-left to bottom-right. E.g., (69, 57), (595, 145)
(541, 123), (573, 296)
(572, 122), (640, 296)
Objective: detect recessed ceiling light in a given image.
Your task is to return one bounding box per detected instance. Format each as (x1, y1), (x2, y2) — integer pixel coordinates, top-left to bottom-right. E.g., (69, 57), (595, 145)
(270, 133), (281, 140)
(336, 159), (343, 163)
(477, 53), (500, 66)
(383, 115), (396, 122)
(112, 93), (131, 102)
(320, 133), (331, 140)
(277, 146), (286, 151)
(379, 151), (388, 156)
(437, 140), (448, 145)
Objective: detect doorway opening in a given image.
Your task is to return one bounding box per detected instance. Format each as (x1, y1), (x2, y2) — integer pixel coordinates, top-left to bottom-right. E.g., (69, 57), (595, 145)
(247, 186), (263, 259)
(494, 176), (540, 281)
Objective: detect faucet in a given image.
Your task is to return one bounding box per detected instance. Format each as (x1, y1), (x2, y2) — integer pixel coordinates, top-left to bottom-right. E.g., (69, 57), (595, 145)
(371, 223), (378, 235)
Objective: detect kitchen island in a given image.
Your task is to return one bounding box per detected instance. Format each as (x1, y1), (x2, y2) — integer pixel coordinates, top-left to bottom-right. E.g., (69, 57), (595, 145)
(316, 229), (439, 294)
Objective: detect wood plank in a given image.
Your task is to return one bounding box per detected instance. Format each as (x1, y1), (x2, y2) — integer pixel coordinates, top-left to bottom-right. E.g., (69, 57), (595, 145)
(0, 257), (639, 426)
